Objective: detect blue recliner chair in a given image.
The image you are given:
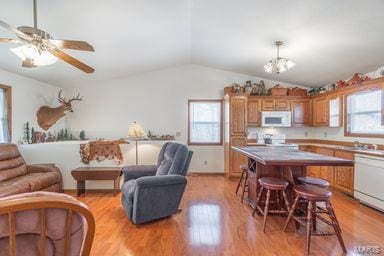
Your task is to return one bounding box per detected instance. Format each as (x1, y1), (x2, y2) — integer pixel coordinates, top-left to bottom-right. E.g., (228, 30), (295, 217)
(121, 142), (193, 224)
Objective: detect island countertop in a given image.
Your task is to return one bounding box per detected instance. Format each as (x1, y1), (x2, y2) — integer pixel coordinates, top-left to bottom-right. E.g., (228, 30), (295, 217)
(232, 146), (354, 166)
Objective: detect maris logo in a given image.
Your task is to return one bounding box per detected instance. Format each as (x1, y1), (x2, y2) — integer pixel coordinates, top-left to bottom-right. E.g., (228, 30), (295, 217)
(355, 245), (381, 255)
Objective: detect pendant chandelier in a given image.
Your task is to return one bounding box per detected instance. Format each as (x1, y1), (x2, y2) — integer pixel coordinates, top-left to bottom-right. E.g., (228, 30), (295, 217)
(264, 41), (295, 74)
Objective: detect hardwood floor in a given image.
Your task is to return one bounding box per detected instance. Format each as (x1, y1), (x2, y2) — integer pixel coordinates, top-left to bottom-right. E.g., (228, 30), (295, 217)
(66, 174), (384, 256)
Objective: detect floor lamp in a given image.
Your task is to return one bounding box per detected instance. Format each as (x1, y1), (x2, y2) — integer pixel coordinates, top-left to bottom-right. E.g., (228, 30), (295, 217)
(127, 121), (146, 165)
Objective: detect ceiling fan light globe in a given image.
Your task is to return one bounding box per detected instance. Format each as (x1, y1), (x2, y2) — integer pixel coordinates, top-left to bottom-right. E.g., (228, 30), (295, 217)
(10, 46), (27, 61)
(21, 44), (39, 59)
(32, 51), (58, 66)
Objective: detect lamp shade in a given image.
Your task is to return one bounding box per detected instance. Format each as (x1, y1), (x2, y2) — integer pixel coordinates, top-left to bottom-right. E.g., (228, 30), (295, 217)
(127, 122), (146, 139)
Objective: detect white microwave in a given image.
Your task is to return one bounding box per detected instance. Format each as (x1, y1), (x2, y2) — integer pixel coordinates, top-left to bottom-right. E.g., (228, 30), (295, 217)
(261, 111), (292, 127)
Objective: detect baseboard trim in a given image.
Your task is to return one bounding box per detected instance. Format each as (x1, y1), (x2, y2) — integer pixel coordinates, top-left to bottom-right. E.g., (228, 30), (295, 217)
(188, 172), (225, 176)
(64, 189), (119, 194)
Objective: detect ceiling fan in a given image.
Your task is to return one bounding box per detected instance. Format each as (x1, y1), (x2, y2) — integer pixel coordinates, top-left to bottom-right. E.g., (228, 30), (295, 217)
(0, 0), (95, 73)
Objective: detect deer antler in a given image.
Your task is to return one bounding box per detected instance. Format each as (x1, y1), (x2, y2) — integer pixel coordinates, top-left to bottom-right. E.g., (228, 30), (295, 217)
(68, 93), (83, 103)
(58, 90), (83, 104)
(58, 89), (67, 103)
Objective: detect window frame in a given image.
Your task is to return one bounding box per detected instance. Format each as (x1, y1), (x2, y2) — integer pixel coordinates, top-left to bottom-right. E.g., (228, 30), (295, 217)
(187, 99), (223, 146)
(0, 84), (12, 142)
(344, 88), (384, 138)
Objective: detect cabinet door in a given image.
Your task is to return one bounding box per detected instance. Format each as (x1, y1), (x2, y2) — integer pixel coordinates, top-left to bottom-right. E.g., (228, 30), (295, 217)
(262, 100), (275, 111)
(307, 166), (321, 178)
(329, 96), (342, 127)
(274, 100), (290, 111)
(247, 99), (261, 126)
(231, 96), (247, 135)
(313, 96), (329, 126)
(291, 99), (311, 126)
(316, 148), (334, 185)
(334, 151), (354, 195)
(230, 137), (247, 176)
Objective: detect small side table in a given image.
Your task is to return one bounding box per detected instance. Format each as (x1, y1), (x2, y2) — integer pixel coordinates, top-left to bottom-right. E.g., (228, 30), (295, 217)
(71, 167), (122, 197)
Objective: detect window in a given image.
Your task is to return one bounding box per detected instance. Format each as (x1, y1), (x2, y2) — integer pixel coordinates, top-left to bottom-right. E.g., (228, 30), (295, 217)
(0, 85), (11, 143)
(329, 97), (341, 127)
(188, 100), (222, 145)
(346, 89), (384, 137)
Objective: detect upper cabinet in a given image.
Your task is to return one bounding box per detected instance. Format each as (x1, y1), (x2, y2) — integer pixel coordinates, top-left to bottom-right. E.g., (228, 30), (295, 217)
(247, 98), (261, 126)
(291, 99), (311, 126)
(230, 96), (247, 135)
(312, 96), (329, 126)
(329, 95), (342, 127)
(262, 99), (290, 111)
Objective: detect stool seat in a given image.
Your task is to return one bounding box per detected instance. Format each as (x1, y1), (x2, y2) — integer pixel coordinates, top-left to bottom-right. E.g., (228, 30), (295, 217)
(259, 177), (289, 190)
(294, 184), (332, 201)
(240, 164), (248, 170)
(298, 176), (330, 188)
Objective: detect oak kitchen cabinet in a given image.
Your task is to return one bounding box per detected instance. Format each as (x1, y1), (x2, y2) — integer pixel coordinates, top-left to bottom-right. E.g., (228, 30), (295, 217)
(312, 96), (329, 126)
(300, 145), (356, 195)
(317, 148), (335, 186)
(247, 98), (261, 126)
(291, 99), (311, 126)
(230, 96), (247, 135)
(334, 151), (354, 195)
(262, 99), (290, 111)
(224, 94), (247, 178)
(230, 136), (247, 176)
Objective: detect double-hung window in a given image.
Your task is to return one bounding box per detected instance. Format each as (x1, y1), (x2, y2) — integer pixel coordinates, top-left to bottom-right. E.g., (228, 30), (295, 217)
(188, 100), (223, 145)
(346, 89), (384, 136)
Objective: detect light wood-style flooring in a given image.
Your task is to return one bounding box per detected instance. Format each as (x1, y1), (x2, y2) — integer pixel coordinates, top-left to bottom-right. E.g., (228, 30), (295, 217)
(67, 174), (384, 256)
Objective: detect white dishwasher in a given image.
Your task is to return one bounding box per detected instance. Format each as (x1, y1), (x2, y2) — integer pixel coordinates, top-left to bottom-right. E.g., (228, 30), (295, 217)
(354, 154), (384, 212)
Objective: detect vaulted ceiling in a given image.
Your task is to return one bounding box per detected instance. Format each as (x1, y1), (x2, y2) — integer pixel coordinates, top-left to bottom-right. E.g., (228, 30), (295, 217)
(1, 0), (383, 87)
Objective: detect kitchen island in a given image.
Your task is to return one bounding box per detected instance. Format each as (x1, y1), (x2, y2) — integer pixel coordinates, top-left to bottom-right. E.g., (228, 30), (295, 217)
(232, 146), (354, 207)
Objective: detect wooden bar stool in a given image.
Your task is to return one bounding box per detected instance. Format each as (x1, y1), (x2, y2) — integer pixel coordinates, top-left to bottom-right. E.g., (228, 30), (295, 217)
(252, 177), (291, 233)
(283, 185), (346, 255)
(297, 176), (330, 231)
(235, 164), (248, 203)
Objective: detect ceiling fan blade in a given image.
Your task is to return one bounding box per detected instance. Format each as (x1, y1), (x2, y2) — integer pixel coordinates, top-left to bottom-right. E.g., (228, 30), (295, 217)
(22, 58), (37, 68)
(48, 39), (95, 52)
(0, 20), (32, 41)
(0, 38), (19, 43)
(50, 49), (94, 73)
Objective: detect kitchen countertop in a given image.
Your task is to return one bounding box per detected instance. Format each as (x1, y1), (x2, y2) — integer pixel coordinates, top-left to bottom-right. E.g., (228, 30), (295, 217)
(246, 141), (384, 157)
(233, 146), (354, 166)
(296, 143), (384, 157)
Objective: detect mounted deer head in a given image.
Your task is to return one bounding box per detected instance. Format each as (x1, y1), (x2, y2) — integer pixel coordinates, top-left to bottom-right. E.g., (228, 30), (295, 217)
(37, 90), (83, 130)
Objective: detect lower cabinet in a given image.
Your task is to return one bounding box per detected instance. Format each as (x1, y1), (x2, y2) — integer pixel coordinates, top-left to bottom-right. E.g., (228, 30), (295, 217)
(301, 146), (355, 196)
(316, 148), (335, 186)
(334, 151), (354, 195)
(229, 136), (247, 177)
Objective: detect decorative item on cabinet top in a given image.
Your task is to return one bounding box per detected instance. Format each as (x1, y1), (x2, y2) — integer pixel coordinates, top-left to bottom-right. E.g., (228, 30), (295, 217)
(268, 84), (288, 96)
(347, 73), (371, 85)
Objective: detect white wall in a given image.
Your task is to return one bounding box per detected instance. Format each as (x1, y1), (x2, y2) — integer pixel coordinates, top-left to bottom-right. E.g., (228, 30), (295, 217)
(65, 64), (300, 173)
(0, 68), (65, 143)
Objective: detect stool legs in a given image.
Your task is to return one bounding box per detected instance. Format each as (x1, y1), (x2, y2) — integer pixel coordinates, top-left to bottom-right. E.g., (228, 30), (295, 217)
(306, 201), (313, 255)
(252, 187), (264, 216)
(326, 202), (346, 253)
(283, 196), (299, 231)
(241, 171), (248, 203)
(262, 190), (271, 233)
(284, 196), (346, 255)
(235, 167), (248, 203)
(235, 170), (245, 194)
